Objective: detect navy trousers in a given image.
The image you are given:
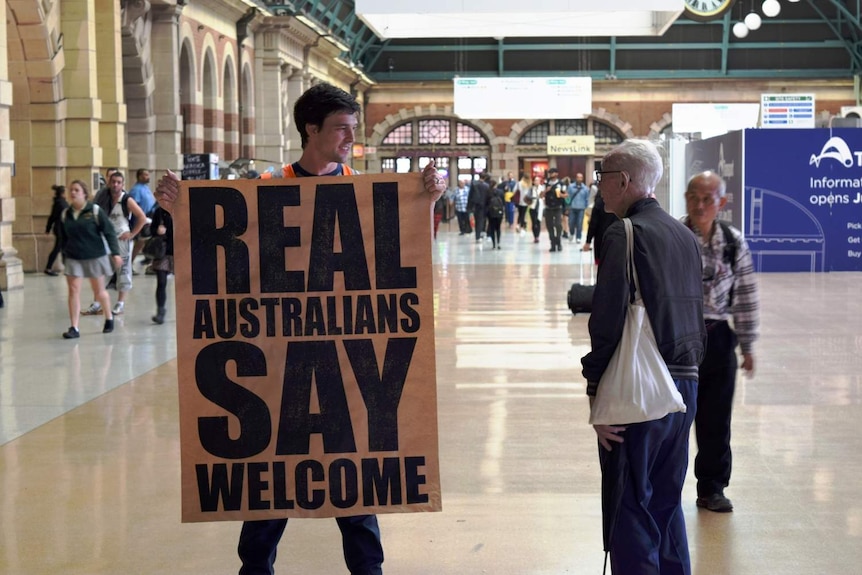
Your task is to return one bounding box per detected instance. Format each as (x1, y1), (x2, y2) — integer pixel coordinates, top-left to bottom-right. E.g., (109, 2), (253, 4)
(238, 515), (383, 575)
(695, 320), (738, 497)
(599, 379), (697, 575)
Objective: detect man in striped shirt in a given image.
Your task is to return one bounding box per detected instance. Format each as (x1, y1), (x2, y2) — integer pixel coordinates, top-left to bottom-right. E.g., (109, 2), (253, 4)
(683, 171), (760, 513)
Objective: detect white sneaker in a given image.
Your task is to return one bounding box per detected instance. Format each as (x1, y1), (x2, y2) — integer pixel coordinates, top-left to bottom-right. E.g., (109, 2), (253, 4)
(81, 302), (102, 315)
(112, 302), (125, 315)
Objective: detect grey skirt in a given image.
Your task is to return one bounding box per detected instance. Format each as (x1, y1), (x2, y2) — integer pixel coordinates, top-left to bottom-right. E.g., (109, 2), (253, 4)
(151, 255), (174, 274)
(64, 255), (114, 278)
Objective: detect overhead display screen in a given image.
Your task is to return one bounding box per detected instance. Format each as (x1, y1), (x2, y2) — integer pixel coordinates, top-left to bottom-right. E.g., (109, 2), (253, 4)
(454, 77), (592, 120)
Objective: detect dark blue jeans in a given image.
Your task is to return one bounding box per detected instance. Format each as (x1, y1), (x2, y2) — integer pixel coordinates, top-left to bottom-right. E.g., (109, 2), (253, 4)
(568, 208), (585, 240)
(599, 379), (697, 575)
(238, 515), (383, 575)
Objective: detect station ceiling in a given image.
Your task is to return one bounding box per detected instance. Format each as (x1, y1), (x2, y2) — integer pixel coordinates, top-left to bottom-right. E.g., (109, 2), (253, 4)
(259, 1), (862, 82)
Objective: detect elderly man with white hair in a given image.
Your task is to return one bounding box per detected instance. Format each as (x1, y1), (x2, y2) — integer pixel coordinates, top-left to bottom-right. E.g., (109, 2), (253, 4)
(581, 139), (706, 575)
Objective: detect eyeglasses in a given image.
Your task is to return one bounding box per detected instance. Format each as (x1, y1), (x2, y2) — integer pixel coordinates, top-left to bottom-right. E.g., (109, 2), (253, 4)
(593, 170), (625, 183)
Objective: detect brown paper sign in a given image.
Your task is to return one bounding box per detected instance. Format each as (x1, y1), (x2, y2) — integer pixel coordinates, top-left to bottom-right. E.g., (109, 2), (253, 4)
(173, 173), (441, 522)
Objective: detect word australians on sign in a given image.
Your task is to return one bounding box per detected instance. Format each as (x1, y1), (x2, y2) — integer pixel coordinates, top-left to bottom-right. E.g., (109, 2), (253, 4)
(173, 173), (441, 522)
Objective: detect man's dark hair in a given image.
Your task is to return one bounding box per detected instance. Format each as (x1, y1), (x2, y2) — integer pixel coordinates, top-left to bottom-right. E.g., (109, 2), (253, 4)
(136, 168), (148, 180)
(110, 171), (125, 182)
(293, 83), (360, 149)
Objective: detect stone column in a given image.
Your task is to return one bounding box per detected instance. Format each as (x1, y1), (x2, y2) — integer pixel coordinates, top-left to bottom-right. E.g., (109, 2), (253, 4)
(285, 70), (308, 163)
(0, 1), (22, 290)
(124, 0), (156, 173)
(94, 0), (127, 172)
(149, 4), (182, 172)
(253, 55), (286, 165)
(63, 0), (105, 183)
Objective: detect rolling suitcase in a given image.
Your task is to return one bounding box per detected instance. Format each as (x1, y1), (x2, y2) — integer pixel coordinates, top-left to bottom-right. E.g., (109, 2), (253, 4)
(567, 249), (595, 315)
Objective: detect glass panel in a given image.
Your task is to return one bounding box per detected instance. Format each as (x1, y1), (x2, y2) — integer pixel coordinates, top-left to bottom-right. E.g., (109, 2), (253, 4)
(555, 119), (588, 136)
(395, 157), (412, 173)
(458, 157), (474, 170)
(382, 123), (413, 145)
(455, 122), (487, 144)
(518, 121), (550, 145)
(418, 119), (451, 145)
(593, 122), (624, 146)
(381, 158), (396, 173)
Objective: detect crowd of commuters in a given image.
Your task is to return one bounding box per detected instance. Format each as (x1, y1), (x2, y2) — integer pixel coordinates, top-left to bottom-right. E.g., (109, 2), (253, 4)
(439, 166), (602, 253)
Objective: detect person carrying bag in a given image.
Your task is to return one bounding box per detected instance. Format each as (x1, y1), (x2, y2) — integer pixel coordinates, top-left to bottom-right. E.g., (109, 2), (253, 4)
(589, 217), (687, 425)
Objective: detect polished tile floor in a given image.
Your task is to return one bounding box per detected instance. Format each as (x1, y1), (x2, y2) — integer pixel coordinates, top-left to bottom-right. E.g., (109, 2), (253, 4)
(1, 225), (861, 574)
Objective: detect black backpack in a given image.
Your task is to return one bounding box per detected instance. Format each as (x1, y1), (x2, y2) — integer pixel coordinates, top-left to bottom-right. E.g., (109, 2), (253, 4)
(718, 221), (739, 306)
(489, 193), (504, 218)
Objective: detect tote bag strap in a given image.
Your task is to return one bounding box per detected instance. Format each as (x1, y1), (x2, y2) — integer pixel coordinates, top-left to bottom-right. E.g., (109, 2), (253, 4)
(622, 218), (643, 304)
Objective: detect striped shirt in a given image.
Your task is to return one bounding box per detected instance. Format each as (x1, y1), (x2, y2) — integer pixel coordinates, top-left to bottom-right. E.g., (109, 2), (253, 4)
(683, 217), (760, 354)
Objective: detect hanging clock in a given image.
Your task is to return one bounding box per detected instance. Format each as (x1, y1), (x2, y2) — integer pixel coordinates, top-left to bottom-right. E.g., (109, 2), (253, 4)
(683, 0), (737, 22)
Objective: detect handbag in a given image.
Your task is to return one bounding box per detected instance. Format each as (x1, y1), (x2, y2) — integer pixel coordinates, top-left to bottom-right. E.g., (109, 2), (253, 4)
(589, 217), (687, 426)
(142, 234), (167, 260)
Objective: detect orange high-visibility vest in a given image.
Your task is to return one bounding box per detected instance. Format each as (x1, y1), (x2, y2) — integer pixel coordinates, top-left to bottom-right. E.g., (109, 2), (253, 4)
(259, 164), (354, 179)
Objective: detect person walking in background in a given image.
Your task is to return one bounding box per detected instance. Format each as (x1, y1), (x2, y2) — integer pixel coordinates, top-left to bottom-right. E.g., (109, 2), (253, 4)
(683, 171), (760, 514)
(104, 171), (146, 315)
(470, 174), (490, 243)
(454, 178), (472, 235)
(516, 173), (531, 234)
(148, 206), (174, 325)
(581, 140), (705, 574)
(566, 172), (590, 243)
(58, 180), (122, 338)
(128, 168), (157, 271)
(502, 171), (517, 229)
(486, 179), (505, 250)
(44, 184), (69, 276)
(541, 167), (566, 252)
(527, 175), (543, 244)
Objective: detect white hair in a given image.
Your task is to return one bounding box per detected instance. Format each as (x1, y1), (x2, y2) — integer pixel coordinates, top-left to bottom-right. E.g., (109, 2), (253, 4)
(602, 139), (663, 195)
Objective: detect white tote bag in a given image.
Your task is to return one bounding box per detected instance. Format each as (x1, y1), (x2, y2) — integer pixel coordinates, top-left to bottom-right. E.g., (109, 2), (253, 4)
(589, 218), (687, 426)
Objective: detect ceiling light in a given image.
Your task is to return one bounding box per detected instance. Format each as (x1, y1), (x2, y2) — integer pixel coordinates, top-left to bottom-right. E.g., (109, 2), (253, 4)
(732, 22), (749, 38)
(761, 0), (781, 18)
(355, 0), (686, 39)
(744, 12), (761, 30)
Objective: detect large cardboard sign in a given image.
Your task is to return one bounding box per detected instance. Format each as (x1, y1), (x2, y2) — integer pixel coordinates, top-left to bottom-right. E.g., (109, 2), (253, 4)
(174, 173), (441, 522)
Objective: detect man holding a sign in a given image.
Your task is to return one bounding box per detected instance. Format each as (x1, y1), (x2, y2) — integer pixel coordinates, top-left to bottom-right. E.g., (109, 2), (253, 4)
(157, 83), (446, 575)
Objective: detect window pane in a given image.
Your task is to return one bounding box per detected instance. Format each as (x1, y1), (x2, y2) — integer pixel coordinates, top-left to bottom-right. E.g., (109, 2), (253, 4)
(518, 121), (550, 145)
(456, 122), (487, 145)
(382, 123), (412, 145)
(395, 157), (412, 173)
(555, 119), (588, 136)
(594, 122), (624, 146)
(418, 119), (451, 145)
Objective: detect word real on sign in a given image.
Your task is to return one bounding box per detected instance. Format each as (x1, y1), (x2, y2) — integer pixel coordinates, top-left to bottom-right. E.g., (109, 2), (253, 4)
(173, 173), (441, 522)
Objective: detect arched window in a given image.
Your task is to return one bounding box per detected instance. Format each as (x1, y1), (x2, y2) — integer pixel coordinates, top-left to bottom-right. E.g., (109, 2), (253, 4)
(518, 119), (623, 145)
(555, 119), (588, 136)
(379, 118), (490, 181)
(593, 122), (624, 146)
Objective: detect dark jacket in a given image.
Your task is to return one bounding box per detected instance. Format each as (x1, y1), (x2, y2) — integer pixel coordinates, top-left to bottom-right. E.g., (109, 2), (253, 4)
(46, 196), (69, 235)
(585, 192), (617, 259)
(150, 207), (174, 256)
(59, 202), (121, 260)
(582, 198), (705, 394)
(543, 180), (566, 210)
(468, 179), (489, 212)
